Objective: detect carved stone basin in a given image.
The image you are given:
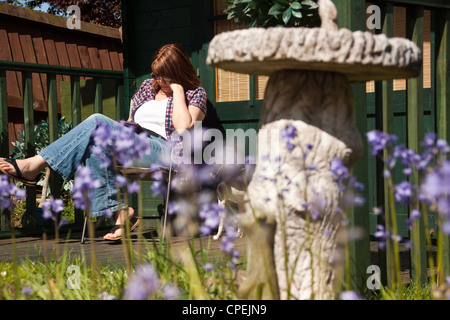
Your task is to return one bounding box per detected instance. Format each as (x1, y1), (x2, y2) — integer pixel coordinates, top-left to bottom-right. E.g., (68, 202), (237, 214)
(206, 0), (422, 300)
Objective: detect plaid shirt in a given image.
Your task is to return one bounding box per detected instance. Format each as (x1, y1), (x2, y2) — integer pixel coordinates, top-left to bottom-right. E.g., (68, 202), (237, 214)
(131, 78), (207, 161)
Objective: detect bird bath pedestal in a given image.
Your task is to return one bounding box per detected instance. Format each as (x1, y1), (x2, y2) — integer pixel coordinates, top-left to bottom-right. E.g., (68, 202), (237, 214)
(207, 0), (422, 300)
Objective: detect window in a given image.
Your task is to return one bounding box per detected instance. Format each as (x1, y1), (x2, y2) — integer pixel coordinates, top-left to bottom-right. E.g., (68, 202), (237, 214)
(366, 5), (431, 92)
(214, 0), (269, 102)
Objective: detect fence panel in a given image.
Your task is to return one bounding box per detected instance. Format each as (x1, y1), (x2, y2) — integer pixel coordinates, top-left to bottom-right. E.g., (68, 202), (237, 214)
(0, 60), (123, 232)
(436, 8), (450, 281)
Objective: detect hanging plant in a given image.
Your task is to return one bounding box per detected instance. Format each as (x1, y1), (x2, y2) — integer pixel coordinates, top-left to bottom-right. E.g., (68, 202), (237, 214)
(224, 0), (320, 28)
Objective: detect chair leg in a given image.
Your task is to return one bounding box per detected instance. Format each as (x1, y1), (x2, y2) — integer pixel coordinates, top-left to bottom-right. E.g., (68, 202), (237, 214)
(162, 164), (173, 242)
(81, 216), (88, 244)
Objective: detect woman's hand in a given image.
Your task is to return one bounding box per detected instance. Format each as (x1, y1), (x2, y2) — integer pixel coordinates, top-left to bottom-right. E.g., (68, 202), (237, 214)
(169, 82), (184, 94)
(170, 84), (205, 133)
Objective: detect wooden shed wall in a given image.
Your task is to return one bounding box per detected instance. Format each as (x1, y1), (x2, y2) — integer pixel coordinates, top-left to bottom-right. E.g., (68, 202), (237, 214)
(0, 3), (123, 149)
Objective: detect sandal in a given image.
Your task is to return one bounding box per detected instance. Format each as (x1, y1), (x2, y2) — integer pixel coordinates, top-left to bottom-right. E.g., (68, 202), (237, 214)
(0, 158), (38, 186)
(103, 225), (123, 241)
(130, 217), (140, 232)
(103, 217), (141, 241)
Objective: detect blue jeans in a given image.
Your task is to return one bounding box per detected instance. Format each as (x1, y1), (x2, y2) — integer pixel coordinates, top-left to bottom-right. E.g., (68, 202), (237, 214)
(38, 113), (169, 217)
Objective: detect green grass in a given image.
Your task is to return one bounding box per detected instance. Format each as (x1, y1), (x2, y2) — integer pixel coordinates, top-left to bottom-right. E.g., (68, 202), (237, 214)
(0, 235), (245, 300)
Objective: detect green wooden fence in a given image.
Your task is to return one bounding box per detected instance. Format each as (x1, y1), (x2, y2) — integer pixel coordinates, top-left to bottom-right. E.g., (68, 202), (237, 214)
(334, 0), (450, 289)
(0, 60), (124, 232)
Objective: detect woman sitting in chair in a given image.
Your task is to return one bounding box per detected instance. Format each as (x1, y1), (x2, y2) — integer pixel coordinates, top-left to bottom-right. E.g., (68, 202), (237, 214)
(0, 44), (207, 240)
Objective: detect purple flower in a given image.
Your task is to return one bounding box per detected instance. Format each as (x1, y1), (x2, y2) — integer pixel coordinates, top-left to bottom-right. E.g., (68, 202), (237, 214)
(219, 216), (240, 268)
(436, 139), (450, 154)
(91, 121), (151, 169)
(71, 165), (101, 211)
(339, 291), (364, 300)
(203, 263), (214, 271)
(123, 264), (159, 300)
(422, 132), (450, 154)
(394, 181), (413, 206)
(127, 181), (140, 194)
(281, 124), (297, 151)
(281, 124), (297, 143)
(150, 181), (167, 198)
(422, 132), (437, 149)
(330, 158), (349, 184)
(303, 193), (327, 220)
(406, 209), (421, 230)
(0, 175), (26, 210)
(421, 160), (450, 233)
(366, 130), (398, 156)
(115, 175), (128, 187)
(42, 196), (64, 221)
(198, 202), (223, 236)
(374, 224), (387, 249)
(161, 284), (180, 300)
(21, 286), (33, 296)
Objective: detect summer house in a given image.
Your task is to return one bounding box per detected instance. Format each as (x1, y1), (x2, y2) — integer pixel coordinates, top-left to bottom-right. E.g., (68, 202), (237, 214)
(0, 0), (449, 289)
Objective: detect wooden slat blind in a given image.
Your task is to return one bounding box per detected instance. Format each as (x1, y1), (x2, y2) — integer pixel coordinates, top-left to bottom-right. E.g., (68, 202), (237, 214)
(214, 1), (268, 102)
(366, 5), (431, 92)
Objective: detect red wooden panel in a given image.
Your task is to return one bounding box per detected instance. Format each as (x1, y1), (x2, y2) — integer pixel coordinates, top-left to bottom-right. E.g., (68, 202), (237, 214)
(77, 45), (92, 69)
(31, 30), (49, 101)
(18, 27), (44, 102)
(0, 24), (21, 100)
(118, 52), (124, 71)
(7, 31), (23, 96)
(54, 35), (70, 81)
(42, 36), (63, 102)
(66, 43), (81, 68)
(98, 41), (113, 70)
(88, 46), (102, 69)
(109, 50), (121, 71)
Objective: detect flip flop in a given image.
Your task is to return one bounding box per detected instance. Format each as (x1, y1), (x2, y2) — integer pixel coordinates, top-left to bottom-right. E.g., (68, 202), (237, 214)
(0, 158), (37, 186)
(130, 217), (140, 232)
(103, 217), (141, 241)
(103, 225), (123, 241)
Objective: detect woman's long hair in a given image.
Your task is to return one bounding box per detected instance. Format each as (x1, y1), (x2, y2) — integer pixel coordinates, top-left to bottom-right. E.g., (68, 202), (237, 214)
(151, 44), (201, 92)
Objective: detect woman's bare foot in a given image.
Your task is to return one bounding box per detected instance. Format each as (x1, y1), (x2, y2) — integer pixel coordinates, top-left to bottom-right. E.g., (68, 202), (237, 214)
(0, 155), (48, 181)
(103, 207), (139, 240)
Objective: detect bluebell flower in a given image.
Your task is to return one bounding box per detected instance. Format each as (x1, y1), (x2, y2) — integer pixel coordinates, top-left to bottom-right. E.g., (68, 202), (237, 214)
(199, 202), (223, 236)
(72, 165), (101, 211)
(281, 124), (297, 151)
(422, 132), (437, 149)
(91, 121), (151, 169)
(203, 263), (214, 271)
(406, 209), (421, 230)
(161, 283), (180, 300)
(21, 286), (33, 296)
(0, 175), (25, 210)
(42, 195), (64, 222)
(374, 225), (387, 249)
(123, 264), (159, 300)
(330, 158), (349, 184)
(127, 181), (140, 194)
(366, 130), (398, 156)
(339, 290), (364, 300)
(394, 181), (413, 206)
(115, 174), (128, 187)
(281, 124), (297, 143)
(150, 181), (167, 198)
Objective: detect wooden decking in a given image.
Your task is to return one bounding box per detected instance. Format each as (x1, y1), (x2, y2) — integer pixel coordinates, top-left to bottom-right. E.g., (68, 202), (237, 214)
(0, 227), (247, 267)
(0, 226), (435, 286)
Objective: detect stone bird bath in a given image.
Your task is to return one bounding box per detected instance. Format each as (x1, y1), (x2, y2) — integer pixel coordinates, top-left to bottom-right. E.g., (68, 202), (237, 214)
(207, 0), (422, 299)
